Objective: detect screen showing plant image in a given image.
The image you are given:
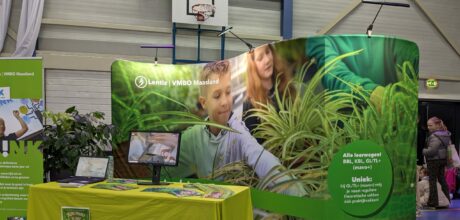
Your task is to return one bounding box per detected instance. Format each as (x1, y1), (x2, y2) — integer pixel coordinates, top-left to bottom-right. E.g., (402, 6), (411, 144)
(128, 131), (180, 166)
(111, 35), (419, 219)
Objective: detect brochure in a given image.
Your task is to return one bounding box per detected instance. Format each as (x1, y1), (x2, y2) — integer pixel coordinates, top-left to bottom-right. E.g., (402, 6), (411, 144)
(142, 187), (202, 197)
(91, 183), (138, 191)
(184, 183), (234, 199)
(105, 178), (137, 184)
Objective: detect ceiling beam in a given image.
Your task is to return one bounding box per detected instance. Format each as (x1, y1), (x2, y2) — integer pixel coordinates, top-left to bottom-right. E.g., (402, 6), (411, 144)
(317, 0), (362, 35)
(41, 18), (281, 41)
(414, 0), (460, 57)
(36, 50), (167, 71)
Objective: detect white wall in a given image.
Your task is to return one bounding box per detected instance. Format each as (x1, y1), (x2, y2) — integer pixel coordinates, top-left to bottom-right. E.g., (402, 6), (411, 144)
(45, 69), (112, 123)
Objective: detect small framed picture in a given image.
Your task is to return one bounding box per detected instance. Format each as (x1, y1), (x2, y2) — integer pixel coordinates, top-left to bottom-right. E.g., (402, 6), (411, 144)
(61, 207), (90, 220)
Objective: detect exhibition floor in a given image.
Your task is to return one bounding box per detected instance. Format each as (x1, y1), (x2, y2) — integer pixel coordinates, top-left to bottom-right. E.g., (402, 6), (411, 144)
(417, 199), (460, 220)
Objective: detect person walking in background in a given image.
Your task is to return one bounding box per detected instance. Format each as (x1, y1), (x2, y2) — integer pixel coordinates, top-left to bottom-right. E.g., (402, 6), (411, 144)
(423, 116), (451, 207)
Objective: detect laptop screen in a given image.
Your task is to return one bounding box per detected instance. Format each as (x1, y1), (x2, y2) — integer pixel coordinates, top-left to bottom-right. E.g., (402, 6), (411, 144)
(128, 131), (181, 166)
(75, 157), (109, 178)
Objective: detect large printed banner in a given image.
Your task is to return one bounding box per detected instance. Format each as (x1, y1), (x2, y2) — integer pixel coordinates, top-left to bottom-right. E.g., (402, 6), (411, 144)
(0, 58), (44, 219)
(111, 35), (419, 219)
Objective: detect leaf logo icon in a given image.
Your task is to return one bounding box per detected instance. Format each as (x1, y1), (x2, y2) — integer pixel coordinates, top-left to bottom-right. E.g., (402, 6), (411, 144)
(135, 76), (148, 88)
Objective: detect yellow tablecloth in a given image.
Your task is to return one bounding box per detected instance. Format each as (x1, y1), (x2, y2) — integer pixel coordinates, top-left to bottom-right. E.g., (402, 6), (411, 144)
(27, 182), (253, 220)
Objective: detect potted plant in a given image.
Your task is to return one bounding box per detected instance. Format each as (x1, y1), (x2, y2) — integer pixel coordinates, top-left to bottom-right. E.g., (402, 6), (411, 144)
(42, 106), (116, 181)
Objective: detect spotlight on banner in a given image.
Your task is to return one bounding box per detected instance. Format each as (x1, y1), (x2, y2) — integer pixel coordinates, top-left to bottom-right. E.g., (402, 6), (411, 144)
(362, 1), (410, 38)
(218, 26), (254, 52)
(140, 44), (175, 65)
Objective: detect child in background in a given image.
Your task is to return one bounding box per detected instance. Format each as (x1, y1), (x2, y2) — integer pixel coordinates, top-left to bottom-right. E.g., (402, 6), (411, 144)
(418, 167), (450, 208)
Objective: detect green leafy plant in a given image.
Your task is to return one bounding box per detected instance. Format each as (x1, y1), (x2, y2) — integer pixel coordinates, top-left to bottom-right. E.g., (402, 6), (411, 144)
(342, 61), (418, 194)
(110, 54), (418, 201)
(244, 50), (361, 197)
(42, 106), (117, 176)
(228, 50), (417, 199)
(111, 62), (237, 144)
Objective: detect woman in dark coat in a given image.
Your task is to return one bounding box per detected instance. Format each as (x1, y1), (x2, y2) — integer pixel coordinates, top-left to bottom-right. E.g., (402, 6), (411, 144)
(423, 116), (451, 207)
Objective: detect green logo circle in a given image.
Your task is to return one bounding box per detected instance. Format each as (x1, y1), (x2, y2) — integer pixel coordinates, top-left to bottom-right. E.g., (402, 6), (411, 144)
(328, 140), (393, 217)
(425, 78), (438, 89)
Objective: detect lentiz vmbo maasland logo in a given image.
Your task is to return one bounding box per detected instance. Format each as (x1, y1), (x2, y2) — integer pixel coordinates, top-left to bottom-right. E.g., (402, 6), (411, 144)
(134, 76), (148, 88)
(134, 76), (169, 88)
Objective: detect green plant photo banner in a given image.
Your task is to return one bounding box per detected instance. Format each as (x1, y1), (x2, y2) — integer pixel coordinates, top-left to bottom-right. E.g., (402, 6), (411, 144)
(0, 58), (44, 220)
(111, 35), (419, 219)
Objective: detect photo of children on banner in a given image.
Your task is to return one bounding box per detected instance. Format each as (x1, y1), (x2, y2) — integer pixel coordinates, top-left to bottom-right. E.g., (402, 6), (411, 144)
(128, 132), (179, 165)
(1, 102), (35, 156)
(0, 110), (28, 141)
(243, 44), (296, 142)
(0, 99), (44, 145)
(167, 60), (306, 196)
(306, 35), (419, 108)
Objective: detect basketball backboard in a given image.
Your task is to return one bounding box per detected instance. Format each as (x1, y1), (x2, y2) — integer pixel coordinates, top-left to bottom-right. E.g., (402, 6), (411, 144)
(172, 0), (228, 26)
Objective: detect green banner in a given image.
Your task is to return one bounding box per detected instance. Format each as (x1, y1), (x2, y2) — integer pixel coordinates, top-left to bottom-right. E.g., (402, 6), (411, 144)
(0, 58), (44, 220)
(111, 35), (419, 219)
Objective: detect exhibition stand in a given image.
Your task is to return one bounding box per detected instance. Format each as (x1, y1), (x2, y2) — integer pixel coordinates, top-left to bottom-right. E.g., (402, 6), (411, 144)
(0, 1), (426, 219)
(26, 182), (252, 220)
(111, 34), (419, 219)
(0, 34), (420, 220)
(0, 58), (44, 220)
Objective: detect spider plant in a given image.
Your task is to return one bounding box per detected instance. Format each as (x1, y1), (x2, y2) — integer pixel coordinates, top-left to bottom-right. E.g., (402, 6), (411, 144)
(341, 61), (418, 194)
(214, 50), (362, 197)
(242, 50), (417, 198)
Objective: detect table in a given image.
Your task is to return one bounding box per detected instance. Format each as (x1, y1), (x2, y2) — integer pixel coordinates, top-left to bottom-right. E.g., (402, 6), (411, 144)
(27, 182), (253, 220)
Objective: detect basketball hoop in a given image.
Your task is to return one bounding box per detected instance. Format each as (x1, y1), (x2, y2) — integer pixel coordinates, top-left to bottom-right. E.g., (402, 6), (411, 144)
(192, 3), (215, 21)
